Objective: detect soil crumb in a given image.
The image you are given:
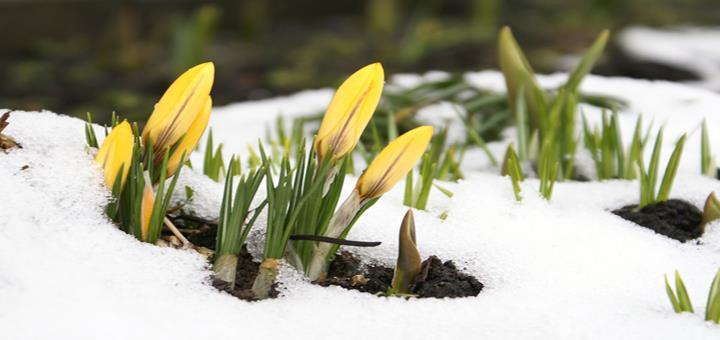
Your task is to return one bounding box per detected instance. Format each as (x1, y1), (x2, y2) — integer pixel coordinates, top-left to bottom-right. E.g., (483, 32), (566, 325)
(612, 199), (702, 242)
(318, 251), (483, 298)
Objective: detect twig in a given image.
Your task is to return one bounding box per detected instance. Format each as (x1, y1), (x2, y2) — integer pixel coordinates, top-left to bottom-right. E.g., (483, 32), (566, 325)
(176, 213), (218, 226)
(289, 234), (381, 247)
(164, 216), (192, 248)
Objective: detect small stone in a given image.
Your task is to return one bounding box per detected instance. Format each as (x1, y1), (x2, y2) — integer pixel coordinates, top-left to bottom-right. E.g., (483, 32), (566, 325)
(351, 274), (369, 286)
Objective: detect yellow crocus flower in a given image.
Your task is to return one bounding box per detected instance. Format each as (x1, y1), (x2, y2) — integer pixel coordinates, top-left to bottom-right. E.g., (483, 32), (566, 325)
(95, 120), (134, 189)
(142, 62), (214, 175)
(166, 97), (212, 176)
(315, 63), (384, 162)
(357, 126), (433, 200)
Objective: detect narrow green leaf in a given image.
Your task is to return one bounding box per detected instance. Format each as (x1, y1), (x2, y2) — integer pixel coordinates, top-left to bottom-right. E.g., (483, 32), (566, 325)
(675, 271), (695, 313)
(657, 134), (686, 202)
(564, 30), (609, 93)
(705, 269), (720, 322)
(665, 274), (682, 313)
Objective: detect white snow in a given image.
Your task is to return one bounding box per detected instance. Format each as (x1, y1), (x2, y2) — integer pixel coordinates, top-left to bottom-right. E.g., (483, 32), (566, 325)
(618, 26), (720, 91)
(3, 72), (720, 339)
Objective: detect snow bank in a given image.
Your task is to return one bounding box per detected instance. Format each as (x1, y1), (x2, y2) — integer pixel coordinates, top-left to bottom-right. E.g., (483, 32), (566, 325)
(618, 26), (720, 91)
(2, 72), (720, 339)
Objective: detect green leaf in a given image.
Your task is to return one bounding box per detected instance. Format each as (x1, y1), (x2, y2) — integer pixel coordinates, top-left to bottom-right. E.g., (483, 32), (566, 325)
(675, 271), (695, 313)
(657, 134), (686, 202)
(564, 30), (609, 93)
(701, 120), (714, 176)
(706, 269), (720, 322)
(665, 274), (681, 313)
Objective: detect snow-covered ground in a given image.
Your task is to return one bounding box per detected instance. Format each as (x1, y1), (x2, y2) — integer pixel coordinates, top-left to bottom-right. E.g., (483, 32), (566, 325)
(619, 26), (720, 91)
(2, 71), (720, 339)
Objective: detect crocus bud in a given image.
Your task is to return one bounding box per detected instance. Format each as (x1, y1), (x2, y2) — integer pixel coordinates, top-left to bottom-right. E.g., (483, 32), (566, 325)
(95, 120), (134, 189)
(166, 97), (212, 176)
(142, 62), (214, 175)
(391, 210), (421, 295)
(140, 171), (155, 241)
(315, 63), (384, 162)
(357, 126), (433, 200)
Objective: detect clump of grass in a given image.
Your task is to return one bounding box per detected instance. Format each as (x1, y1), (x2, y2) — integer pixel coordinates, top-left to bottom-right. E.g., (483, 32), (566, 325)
(214, 160), (266, 289)
(665, 270), (720, 323)
(637, 129), (687, 208)
(202, 129), (225, 181)
(403, 127), (458, 211)
(499, 26), (611, 182)
(582, 112), (649, 180)
(252, 142), (314, 298)
(501, 140), (557, 201)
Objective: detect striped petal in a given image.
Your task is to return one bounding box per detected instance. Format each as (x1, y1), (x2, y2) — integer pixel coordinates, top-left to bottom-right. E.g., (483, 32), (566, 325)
(357, 126), (433, 200)
(315, 63), (384, 161)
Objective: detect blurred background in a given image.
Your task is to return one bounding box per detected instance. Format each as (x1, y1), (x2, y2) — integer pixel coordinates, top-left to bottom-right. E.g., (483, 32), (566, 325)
(0, 0), (718, 123)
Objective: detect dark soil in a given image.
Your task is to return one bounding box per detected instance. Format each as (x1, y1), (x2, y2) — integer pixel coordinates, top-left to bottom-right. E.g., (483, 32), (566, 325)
(210, 247), (279, 301)
(318, 251), (483, 298)
(167, 214), (217, 249)
(169, 215), (482, 299)
(612, 199), (703, 242)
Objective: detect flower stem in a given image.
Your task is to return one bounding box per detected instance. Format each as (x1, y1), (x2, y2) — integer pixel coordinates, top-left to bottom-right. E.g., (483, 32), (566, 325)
(252, 258), (279, 299)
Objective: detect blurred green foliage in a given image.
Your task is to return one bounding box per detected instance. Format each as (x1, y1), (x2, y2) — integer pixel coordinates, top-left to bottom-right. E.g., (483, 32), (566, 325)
(0, 0), (718, 123)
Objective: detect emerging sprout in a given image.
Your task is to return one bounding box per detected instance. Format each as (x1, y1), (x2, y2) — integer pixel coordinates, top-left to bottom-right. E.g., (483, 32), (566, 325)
(389, 210), (421, 295)
(202, 128), (225, 182)
(502, 144), (524, 202)
(498, 26), (546, 133)
(665, 269), (720, 324)
(142, 62), (214, 177)
(702, 192), (720, 232)
(637, 130), (686, 208)
(94, 120), (134, 190)
(665, 271), (694, 314)
(582, 112), (647, 180)
(701, 120), (715, 177)
(315, 63), (384, 162)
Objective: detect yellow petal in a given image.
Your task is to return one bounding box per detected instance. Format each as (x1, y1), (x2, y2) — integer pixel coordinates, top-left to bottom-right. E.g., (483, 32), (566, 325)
(142, 62), (214, 153)
(166, 97), (212, 177)
(357, 126), (433, 200)
(315, 63), (384, 161)
(95, 120), (134, 189)
(140, 171), (156, 241)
